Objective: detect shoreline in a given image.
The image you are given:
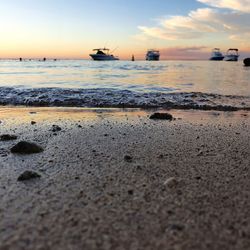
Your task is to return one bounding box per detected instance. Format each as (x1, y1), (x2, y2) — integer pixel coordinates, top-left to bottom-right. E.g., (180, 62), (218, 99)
(0, 87), (250, 111)
(0, 107), (249, 250)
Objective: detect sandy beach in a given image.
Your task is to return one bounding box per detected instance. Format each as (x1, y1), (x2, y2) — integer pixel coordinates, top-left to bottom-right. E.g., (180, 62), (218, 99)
(0, 107), (249, 250)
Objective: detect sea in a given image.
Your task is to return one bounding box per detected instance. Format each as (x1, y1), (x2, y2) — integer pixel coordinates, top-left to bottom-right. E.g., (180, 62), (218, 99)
(0, 59), (249, 110)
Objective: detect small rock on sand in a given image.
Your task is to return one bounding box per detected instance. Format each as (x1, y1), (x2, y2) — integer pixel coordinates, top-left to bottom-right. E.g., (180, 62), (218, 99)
(149, 113), (173, 121)
(164, 177), (179, 188)
(11, 141), (44, 154)
(168, 223), (185, 231)
(52, 125), (62, 132)
(31, 121), (36, 125)
(17, 171), (41, 181)
(0, 134), (18, 141)
(124, 155), (133, 162)
(128, 189), (134, 195)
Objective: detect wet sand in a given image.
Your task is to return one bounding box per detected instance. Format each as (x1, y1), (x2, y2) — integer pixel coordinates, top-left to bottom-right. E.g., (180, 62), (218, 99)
(0, 107), (249, 250)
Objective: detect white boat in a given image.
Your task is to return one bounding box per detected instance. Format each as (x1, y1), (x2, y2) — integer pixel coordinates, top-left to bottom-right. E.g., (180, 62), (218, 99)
(224, 49), (239, 61)
(209, 48), (224, 61)
(89, 48), (119, 61)
(146, 50), (160, 61)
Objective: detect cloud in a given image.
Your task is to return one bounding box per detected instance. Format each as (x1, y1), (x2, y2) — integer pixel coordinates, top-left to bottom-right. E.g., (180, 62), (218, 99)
(197, 0), (250, 12)
(138, 25), (203, 40)
(137, 1), (250, 45)
(138, 8), (218, 40)
(159, 46), (208, 60)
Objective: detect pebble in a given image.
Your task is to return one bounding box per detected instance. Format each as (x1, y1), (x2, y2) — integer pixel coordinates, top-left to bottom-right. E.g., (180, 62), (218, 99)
(17, 171), (41, 181)
(197, 150), (203, 156)
(195, 176), (202, 180)
(11, 141), (44, 154)
(164, 177), (179, 188)
(52, 125), (62, 132)
(149, 113), (173, 120)
(124, 155), (133, 162)
(168, 223), (185, 231)
(128, 189), (134, 195)
(0, 134), (18, 141)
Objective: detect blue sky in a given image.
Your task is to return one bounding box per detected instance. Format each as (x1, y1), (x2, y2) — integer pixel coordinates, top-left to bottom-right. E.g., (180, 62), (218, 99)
(0, 0), (203, 35)
(0, 0), (250, 59)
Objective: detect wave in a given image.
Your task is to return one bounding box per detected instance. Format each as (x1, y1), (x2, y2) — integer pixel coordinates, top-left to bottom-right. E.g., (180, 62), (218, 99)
(118, 65), (167, 71)
(0, 87), (249, 111)
(0, 71), (45, 75)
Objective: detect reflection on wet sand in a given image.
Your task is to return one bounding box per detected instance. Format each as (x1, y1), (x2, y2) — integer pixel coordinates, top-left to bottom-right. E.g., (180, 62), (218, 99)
(0, 107), (249, 128)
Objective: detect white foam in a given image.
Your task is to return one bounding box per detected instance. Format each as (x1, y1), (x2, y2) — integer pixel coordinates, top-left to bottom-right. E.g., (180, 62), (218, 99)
(0, 87), (249, 111)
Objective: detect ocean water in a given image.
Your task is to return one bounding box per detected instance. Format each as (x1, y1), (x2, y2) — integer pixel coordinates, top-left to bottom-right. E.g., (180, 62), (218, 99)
(0, 59), (249, 110)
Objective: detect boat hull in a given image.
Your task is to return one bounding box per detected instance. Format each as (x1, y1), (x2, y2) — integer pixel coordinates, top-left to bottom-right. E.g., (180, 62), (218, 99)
(146, 55), (160, 61)
(210, 56), (224, 61)
(224, 55), (239, 61)
(90, 54), (119, 61)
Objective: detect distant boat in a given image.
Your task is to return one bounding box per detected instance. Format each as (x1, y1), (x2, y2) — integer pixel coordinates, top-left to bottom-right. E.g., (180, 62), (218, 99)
(224, 49), (239, 61)
(89, 48), (119, 61)
(209, 48), (224, 61)
(146, 50), (160, 61)
(243, 58), (250, 66)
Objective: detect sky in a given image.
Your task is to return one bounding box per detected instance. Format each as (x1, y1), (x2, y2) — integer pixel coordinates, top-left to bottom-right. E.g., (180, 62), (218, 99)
(0, 0), (250, 60)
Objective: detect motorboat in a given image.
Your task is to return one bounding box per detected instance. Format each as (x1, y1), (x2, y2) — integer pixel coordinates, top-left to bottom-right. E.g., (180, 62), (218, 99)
(209, 48), (224, 61)
(224, 49), (239, 61)
(89, 48), (119, 61)
(243, 58), (250, 66)
(146, 50), (160, 61)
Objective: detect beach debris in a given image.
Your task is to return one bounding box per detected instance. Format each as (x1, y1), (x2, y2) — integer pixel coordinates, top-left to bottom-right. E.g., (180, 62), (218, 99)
(149, 112), (173, 121)
(31, 121), (36, 125)
(124, 155), (133, 162)
(0, 134), (18, 141)
(11, 141), (44, 154)
(164, 177), (179, 188)
(52, 125), (62, 132)
(17, 170), (41, 181)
